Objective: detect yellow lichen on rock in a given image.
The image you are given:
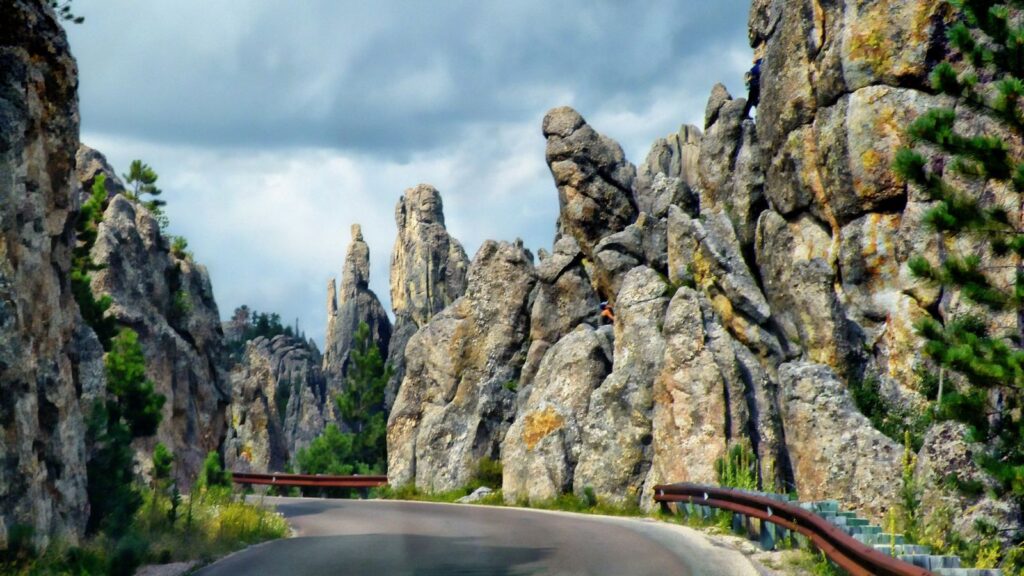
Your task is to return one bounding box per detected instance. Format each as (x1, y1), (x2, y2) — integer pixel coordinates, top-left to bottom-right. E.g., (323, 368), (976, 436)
(522, 407), (565, 451)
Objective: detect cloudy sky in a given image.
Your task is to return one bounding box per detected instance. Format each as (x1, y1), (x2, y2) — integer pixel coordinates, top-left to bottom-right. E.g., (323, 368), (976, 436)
(65, 1), (752, 346)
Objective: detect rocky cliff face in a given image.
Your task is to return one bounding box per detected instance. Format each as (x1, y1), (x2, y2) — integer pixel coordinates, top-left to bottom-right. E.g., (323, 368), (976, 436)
(224, 335), (326, 473)
(0, 0), (89, 548)
(385, 184), (470, 409)
(386, 0), (1020, 532)
(90, 194), (230, 484)
(75, 144), (125, 201)
(323, 224), (392, 397)
(388, 240), (534, 491)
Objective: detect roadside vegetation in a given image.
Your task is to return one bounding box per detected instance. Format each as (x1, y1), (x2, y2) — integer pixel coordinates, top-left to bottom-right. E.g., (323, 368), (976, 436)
(296, 322), (390, 484)
(886, 0), (1024, 571)
(0, 161), (288, 575)
(0, 455), (288, 575)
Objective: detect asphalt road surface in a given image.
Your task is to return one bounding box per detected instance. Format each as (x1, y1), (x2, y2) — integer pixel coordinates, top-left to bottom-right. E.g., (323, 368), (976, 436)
(196, 497), (760, 576)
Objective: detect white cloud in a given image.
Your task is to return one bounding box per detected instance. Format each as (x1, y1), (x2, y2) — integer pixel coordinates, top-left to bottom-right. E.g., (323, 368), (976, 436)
(69, 1), (753, 347)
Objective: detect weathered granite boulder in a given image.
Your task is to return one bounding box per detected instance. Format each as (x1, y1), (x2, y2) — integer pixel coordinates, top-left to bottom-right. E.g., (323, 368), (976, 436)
(694, 85), (769, 249)
(225, 335), (327, 473)
(698, 85), (747, 212)
(779, 362), (902, 520)
(591, 222), (645, 300)
(543, 106), (637, 263)
(635, 125), (701, 219)
(385, 184), (470, 410)
(387, 240), (535, 491)
(669, 207), (779, 355)
(646, 287), (783, 499)
(502, 326), (612, 504)
(75, 143), (125, 201)
(574, 267), (668, 505)
(91, 195), (230, 485)
(0, 0), (89, 548)
(756, 210), (857, 371)
(521, 236), (600, 388)
(323, 224), (392, 397)
(916, 421), (1022, 546)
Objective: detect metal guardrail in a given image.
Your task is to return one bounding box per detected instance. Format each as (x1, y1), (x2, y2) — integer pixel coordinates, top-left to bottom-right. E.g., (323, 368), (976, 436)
(232, 471), (389, 488)
(653, 483), (932, 576)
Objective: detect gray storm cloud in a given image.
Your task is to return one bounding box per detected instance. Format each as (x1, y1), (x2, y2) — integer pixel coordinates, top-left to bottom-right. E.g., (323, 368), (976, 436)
(66, 0), (751, 345)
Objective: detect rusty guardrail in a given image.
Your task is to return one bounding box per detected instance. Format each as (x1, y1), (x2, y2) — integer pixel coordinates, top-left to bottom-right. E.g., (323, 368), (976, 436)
(232, 471), (389, 488)
(653, 483), (932, 576)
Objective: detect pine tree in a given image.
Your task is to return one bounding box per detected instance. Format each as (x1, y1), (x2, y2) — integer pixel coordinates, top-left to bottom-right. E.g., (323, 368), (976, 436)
(87, 328), (166, 535)
(123, 159), (163, 206)
(297, 322), (392, 475)
(73, 174), (118, 349)
(894, 0), (1024, 499)
(48, 0), (83, 24)
(152, 442), (174, 486)
(123, 159), (168, 230)
(337, 322), (392, 471)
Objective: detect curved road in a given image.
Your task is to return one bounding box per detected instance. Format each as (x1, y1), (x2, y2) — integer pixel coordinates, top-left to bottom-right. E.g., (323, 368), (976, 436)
(196, 497), (760, 576)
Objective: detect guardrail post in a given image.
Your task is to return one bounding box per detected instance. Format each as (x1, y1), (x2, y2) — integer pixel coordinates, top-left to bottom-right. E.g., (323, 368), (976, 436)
(731, 513), (744, 534)
(759, 521), (776, 551)
(701, 505), (713, 521)
(776, 525), (790, 548)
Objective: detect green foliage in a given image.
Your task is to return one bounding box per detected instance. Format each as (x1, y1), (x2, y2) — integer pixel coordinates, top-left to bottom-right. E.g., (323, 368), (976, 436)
(715, 442), (757, 490)
(73, 174), (117, 349)
(123, 160), (162, 206)
(503, 380), (518, 393)
(849, 376), (931, 450)
(466, 457), (503, 492)
(297, 321), (392, 477)
(894, 0), (1024, 507)
(921, 507), (1009, 570)
(898, 432), (923, 543)
(48, 0), (84, 24)
(170, 289), (192, 323)
(170, 236), (191, 260)
(123, 159), (170, 232)
(152, 443), (174, 484)
(7, 484), (289, 575)
(658, 271), (694, 300)
(198, 452), (231, 490)
(225, 307), (297, 363)
(296, 424), (365, 476)
(105, 329), (164, 438)
(274, 378), (292, 426)
(87, 329), (166, 537)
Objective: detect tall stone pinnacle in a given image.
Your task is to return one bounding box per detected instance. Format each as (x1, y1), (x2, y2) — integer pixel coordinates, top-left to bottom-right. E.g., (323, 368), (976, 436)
(384, 184), (471, 409)
(322, 223), (392, 394)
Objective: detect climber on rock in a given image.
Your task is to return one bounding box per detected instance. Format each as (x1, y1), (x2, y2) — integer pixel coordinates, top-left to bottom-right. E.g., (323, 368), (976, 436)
(600, 301), (615, 325)
(743, 57), (763, 119)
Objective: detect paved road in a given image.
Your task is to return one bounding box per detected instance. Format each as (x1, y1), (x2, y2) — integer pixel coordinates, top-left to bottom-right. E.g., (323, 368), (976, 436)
(196, 497), (760, 576)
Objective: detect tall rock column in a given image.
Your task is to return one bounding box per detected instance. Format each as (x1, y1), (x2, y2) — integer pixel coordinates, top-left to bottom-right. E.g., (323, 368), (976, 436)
(388, 241), (535, 491)
(543, 107), (638, 302)
(322, 224), (392, 399)
(385, 184), (470, 409)
(0, 0), (89, 548)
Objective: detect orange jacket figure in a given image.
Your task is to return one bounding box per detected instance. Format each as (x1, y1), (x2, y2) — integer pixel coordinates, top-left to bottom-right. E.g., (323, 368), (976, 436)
(600, 301), (615, 324)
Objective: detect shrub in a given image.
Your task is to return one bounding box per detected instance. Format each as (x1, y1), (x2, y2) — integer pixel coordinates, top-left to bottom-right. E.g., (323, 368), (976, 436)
(715, 442), (757, 490)
(198, 452), (231, 490)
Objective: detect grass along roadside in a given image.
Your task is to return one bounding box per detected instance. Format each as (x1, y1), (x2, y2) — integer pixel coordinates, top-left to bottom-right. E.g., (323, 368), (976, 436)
(0, 487), (288, 576)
